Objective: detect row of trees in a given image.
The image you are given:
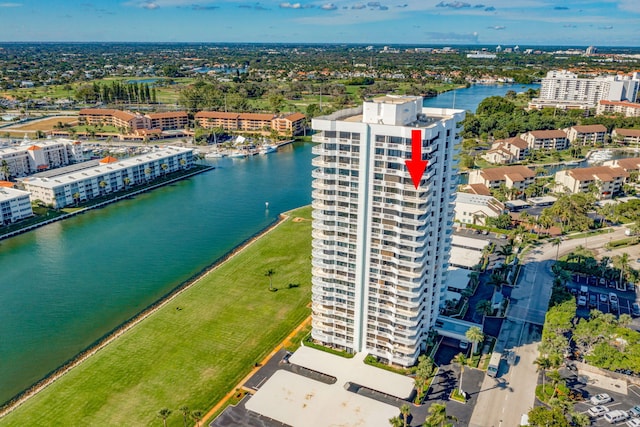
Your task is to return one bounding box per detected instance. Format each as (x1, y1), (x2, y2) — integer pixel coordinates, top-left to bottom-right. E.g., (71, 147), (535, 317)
(389, 402), (457, 427)
(75, 80), (157, 104)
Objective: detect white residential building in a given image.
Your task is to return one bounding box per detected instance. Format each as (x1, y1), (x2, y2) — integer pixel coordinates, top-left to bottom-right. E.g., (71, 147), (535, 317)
(0, 139), (84, 179)
(529, 70), (640, 109)
(0, 187), (33, 225)
(22, 147), (194, 208)
(454, 192), (505, 226)
(310, 95), (465, 367)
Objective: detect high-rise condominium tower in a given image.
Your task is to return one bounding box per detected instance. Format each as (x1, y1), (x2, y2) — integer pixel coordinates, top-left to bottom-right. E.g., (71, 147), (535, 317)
(310, 95), (465, 367)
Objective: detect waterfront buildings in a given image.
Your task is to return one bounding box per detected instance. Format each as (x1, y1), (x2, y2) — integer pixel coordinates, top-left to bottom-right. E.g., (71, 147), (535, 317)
(468, 165), (536, 195)
(195, 111), (306, 136)
(603, 157), (640, 174)
(483, 136), (529, 164)
(22, 146), (193, 208)
(554, 165), (628, 199)
(612, 128), (640, 145)
(78, 109), (189, 132)
(310, 95), (464, 367)
(565, 125), (607, 146)
(529, 70), (640, 109)
(597, 100), (640, 117)
(0, 139), (83, 179)
(521, 130), (570, 150)
(0, 187), (33, 225)
(454, 192), (505, 226)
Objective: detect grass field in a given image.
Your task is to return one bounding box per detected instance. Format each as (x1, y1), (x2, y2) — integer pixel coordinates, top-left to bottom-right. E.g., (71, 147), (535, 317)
(0, 206), (313, 427)
(7, 117), (77, 131)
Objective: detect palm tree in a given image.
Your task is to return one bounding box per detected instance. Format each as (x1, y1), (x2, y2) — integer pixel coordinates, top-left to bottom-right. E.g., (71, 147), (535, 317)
(465, 326), (484, 355)
(400, 404), (411, 427)
(265, 268), (275, 291)
(612, 253), (630, 286)
(157, 408), (172, 427)
(179, 406), (189, 427)
(161, 163), (168, 176)
(423, 402), (457, 427)
(533, 356), (551, 388)
(487, 271), (507, 292)
(99, 180), (107, 195)
(179, 158), (187, 169)
(453, 352), (466, 397)
(0, 159), (10, 181)
(495, 244), (513, 258)
(190, 410), (203, 426)
(72, 192), (81, 206)
(123, 177), (131, 189)
(551, 237), (561, 261)
(475, 299), (492, 326)
(144, 167), (152, 182)
(618, 313), (633, 328)
(546, 369), (563, 400)
(389, 416), (404, 427)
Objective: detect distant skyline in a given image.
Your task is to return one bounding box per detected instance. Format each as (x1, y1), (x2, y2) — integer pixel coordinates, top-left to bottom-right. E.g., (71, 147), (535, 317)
(0, 1), (639, 46)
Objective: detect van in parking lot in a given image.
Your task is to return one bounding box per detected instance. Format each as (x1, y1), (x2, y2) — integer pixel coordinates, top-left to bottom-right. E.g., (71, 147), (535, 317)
(603, 410), (629, 423)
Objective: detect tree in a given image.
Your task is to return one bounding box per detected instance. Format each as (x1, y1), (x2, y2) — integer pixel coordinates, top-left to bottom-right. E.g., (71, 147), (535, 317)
(453, 352), (467, 396)
(533, 356), (551, 388)
(72, 192), (81, 206)
(265, 268), (275, 291)
(546, 369), (563, 399)
(190, 410), (203, 426)
(413, 355), (434, 403)
(400, 404), (411, 427)
(423, 402), (457, 427)
(0, 159), (10, 181)
(144, 167), (152, 182)
(618, 313), (633, 328)
(157, 408), (172, 427)
(179, 406), (189, 427)
(475, 299), (492, 326)
(389, 416), (404, 427)
(161, 163), (169, 176)
(551, 237), (561, 261)
(527, 406), (569, 427)
(99, 180), (107, 195)
(123, 177), (131, 188)
(612, 252), (630, 286)
(465, 326), (484, 355)
(570, 412), (591, 427)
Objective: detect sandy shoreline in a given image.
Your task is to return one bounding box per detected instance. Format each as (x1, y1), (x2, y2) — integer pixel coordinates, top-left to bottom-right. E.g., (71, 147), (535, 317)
(0, 209), (297, 418)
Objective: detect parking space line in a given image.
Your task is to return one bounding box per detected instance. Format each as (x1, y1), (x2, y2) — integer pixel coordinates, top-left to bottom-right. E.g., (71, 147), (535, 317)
(629, 386), (640, 399)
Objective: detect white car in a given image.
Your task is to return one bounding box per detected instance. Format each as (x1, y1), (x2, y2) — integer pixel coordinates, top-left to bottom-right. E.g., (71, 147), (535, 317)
(578, 295), (587, 307)
(589, 405), (610, 417)
(590, 393), (613, 405)
(629, 405), (640, 417)
(627, 419), (640, 427)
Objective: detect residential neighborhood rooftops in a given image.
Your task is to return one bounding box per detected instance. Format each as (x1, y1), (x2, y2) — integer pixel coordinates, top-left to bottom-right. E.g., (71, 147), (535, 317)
(463, 183), (492, 196)
(569, 124), (607, 133)
(565, 165), (629, 182)
(498, 136), (528, 149)
(479, 165), (536, 181)
(614, 128), (640, 137)
(527, 129), (568, 138)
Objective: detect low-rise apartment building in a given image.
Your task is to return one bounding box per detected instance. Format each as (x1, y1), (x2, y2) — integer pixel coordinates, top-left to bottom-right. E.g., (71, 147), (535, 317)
(454, 192), (505, 226)
(22, 147), (194, 208)
(554, 165), (628, 199)
(0, 187), (33, 225)
(565, 124), (607, 146)
(483, 136), (529, 164)
(612, 128), (640, 145)
(195, 111), (306, 136)
(603, 157), (640, 174)
(0, 139), (84, 179)
(468, 165), (536, 195)
(522, 130), (570, 150)
(597, 100), (640, 117)
(78, 109), (189, 132)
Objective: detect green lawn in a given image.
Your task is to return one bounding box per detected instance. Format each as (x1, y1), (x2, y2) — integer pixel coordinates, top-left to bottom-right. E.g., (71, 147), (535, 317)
(0, 206), (313, 426)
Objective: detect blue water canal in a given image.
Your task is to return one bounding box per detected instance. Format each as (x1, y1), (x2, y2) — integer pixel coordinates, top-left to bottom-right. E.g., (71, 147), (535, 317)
(0, 84), (537, 405)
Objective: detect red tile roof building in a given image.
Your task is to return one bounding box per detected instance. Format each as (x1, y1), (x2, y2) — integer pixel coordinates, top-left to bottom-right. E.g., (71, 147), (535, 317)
(195, 111), (306, 136)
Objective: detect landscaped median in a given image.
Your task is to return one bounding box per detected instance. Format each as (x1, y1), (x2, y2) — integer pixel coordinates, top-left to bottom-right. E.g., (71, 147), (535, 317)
(0, 206), (313, 427)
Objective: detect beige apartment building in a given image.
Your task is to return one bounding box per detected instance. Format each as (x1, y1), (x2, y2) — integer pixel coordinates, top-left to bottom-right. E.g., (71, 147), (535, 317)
(195, 111), (306, 136)
(521, 130), (570, 150)
(468, 165), (536, 196)
(565, 124), (607, 146)
(597, 100), (640, 117)
(612, 128), (640, 145)
(483, 136), (529, 164)
(554, 166), (628, 199)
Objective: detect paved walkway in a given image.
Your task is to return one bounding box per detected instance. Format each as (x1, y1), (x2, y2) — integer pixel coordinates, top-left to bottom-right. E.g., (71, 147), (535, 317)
(201, 316), (311, 426)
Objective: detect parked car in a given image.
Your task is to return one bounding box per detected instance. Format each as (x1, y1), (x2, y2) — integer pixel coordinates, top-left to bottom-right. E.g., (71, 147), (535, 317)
(589, 405), (610, 417)
(604, 410), (629, 423)
(599, 293), (609, 303)
(578, 295), (587, 307)
(589, 294), (598, 308)
(629, 405), (640, 417)
(628, 418), (640, 427)
(632, 303), (640, 317)
(590, 393), (613, 405)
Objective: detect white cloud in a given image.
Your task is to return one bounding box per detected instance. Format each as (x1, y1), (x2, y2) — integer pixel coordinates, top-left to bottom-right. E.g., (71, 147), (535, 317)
(280, 2), (301, 8)
(142, 2), (159, 9)
(320, 3), (337, 10)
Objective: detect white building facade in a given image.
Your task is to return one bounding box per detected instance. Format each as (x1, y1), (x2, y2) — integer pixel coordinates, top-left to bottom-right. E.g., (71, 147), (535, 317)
(0, 139), (84, 179)
(311, 95), (464, 367)
(23, 147), (193, 208)
(0, 187), (33, 225)
(530, 70), (640, 109)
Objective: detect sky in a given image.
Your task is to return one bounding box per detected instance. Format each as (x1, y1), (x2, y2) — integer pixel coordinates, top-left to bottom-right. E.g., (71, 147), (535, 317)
(0, 1), (639, 46)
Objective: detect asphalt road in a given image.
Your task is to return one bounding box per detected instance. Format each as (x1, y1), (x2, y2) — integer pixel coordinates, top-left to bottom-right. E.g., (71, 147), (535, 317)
(469, 226), (632, 427)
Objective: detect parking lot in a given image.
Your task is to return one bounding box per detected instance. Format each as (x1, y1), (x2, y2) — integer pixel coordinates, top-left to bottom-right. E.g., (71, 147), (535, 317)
(567, 276), (639, 322)
(571, 379), (640, 426)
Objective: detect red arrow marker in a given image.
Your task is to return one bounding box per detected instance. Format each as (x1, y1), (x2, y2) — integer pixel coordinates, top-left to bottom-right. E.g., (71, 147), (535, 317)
(405, 129), (429, 189)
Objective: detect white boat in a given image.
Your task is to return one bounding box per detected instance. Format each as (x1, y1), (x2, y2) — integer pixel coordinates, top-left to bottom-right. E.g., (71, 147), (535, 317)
(260, 144), (278, 154)
(205, 151), (226, 159)
(587, 149), (613, 164)
(229, 151), (247, 159)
